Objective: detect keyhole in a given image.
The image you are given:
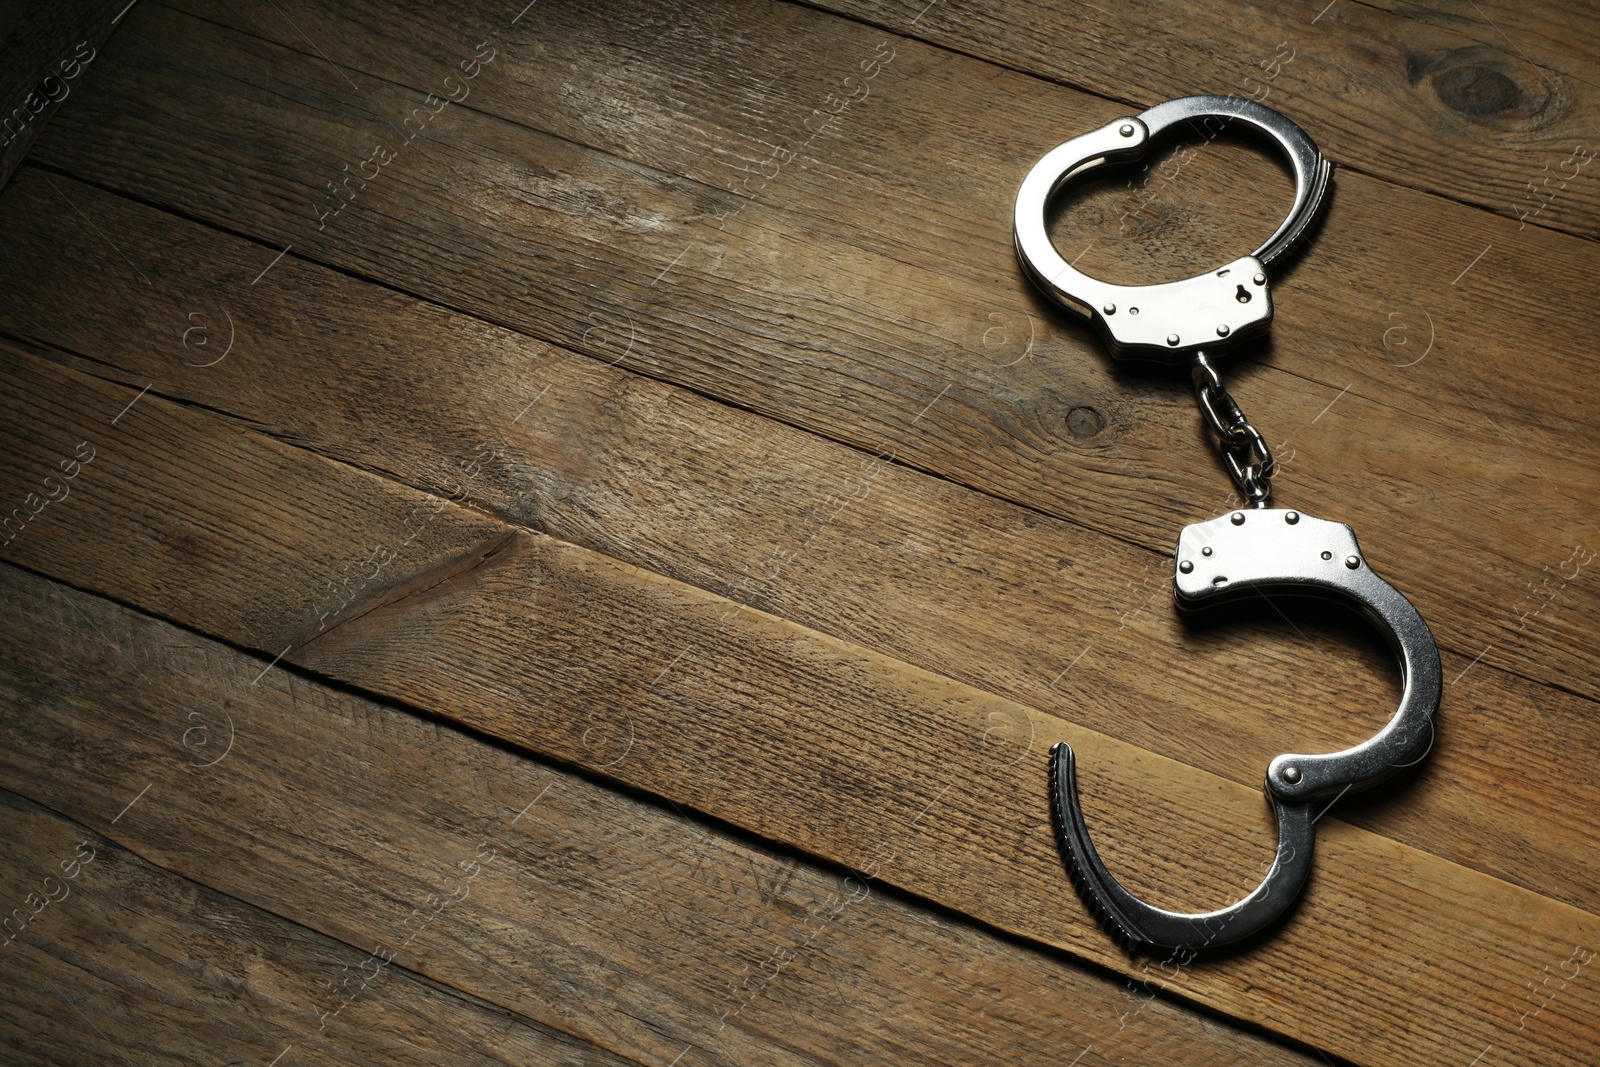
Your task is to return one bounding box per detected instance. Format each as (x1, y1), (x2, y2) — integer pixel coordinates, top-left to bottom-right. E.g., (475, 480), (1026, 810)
(1236, 284), (1252, 303)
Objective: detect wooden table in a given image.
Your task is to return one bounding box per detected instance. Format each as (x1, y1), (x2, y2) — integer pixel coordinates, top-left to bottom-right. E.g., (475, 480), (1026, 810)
(1, 1), (1596, 1064)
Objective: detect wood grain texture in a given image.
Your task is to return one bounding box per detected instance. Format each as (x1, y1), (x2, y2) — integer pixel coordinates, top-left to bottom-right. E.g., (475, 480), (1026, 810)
(0, 562), (1326, 1067)
(0, 344), (1595, 1067)
(3, 0), (1598, 1065)
(810, 0), (1600, 238)
(162, 0), (1600, 238)
(0, 335), (510, 657)
(4, 171), (1598, 930)
(28, 0), (1600, 707)
(0, 792), (626, 1067)
(0, 0), (125, 188)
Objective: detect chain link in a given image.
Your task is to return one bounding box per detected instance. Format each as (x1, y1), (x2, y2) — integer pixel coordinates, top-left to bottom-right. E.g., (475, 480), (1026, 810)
(1190, 352), (1273, 507)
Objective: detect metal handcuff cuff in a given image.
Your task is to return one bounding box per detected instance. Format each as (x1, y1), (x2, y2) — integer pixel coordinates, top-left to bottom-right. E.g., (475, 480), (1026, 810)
(1014, 96), (1442, 952)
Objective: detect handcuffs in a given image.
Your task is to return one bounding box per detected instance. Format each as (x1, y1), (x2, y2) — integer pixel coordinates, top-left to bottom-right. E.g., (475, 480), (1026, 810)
(1014, 96), (1441, 952)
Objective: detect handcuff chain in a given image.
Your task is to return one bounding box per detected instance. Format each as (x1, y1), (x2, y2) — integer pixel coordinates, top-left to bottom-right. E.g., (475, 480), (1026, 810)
(1191, 352), (1273, 507)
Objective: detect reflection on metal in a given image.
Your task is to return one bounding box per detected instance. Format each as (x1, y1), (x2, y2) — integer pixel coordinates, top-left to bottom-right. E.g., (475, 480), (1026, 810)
(1016, 97), (1440, 953)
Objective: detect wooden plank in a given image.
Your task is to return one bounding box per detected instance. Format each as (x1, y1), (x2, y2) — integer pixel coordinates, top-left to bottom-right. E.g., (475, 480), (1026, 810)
(0, 0), (126, 190)
(0, 791), (628, 1067)
(22, 1), (1600, 707)
(3, 169), (1598, 928)
(805, 0), (1600, 239)
(1, 340), (1595, 1067)
(0, 330), (510, 657)
(156, 0), (1600, 239)
(0, 564), (1324, 1067)
(136, 0), (1600, 459)
(293, 529), (1600, 1067)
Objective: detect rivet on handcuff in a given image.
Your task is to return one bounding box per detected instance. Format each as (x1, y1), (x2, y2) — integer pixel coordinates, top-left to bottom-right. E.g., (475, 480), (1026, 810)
(1013, 96), (1442, 952)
